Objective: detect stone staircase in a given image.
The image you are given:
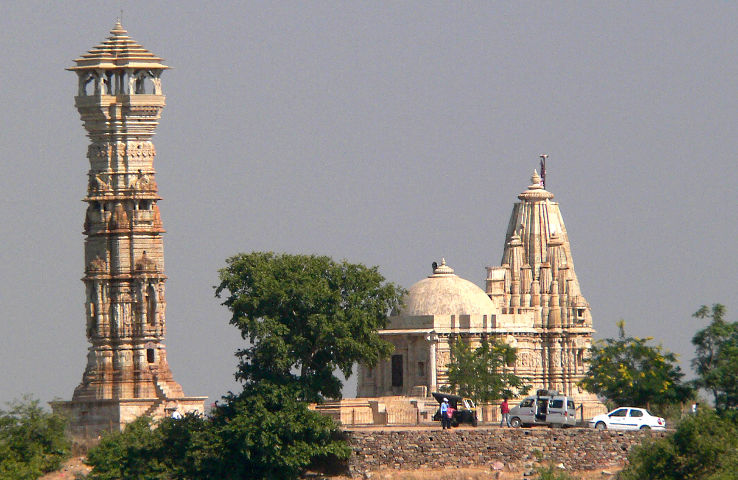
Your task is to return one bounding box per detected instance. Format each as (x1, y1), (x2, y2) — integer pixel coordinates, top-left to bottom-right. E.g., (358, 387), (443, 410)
(142, 374), (174, 419)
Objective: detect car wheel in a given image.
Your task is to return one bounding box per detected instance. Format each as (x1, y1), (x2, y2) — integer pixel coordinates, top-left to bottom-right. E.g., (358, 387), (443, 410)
(595, 422), (607, 430)
(509, 417), (522, 428)
(640, 425), (651, 430)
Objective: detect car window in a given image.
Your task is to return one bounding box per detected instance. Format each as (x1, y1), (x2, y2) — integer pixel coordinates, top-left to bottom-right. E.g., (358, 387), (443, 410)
(630, 409), (643, 417)
(550, 399), (564, 409)
(567, 400), (574, 410)
(646, 410), (655, 417)
(609, 409), (628, 417)
(520, 399), (534, 407)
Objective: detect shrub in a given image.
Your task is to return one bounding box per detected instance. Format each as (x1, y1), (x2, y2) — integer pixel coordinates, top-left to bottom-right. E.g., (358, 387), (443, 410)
(0, 396), (70, 480)
(619, 410), (738, 480)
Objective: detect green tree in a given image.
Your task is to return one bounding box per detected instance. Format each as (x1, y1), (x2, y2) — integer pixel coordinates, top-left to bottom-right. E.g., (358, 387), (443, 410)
(86, 386), (350, 480)
(206, 383), (350, 479)
(579, 321), (692, 409)
(692, 304), (738, 410)
(215, 251), (404, 402)
(0, 396), (70, 480)
(620, 410), (738, 480)
(444, 338), (529, 403)
(87, 252), (398, 480)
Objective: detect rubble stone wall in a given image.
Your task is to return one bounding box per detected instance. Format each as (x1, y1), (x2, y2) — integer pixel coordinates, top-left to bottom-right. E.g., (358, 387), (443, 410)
(345, 428), (662, 477)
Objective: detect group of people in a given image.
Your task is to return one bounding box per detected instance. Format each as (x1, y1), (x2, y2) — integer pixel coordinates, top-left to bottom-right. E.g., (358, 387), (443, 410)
(439, 397), (456, 429)
(439, 397), (512, 429)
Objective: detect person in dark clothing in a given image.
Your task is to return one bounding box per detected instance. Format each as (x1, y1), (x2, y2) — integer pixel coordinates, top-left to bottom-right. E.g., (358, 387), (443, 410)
(440, 398), (450, 429)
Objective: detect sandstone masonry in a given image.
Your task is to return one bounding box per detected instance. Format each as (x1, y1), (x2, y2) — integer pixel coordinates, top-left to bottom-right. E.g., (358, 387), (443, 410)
(52, 22), (205, 441)
(344, 428), (662, 477)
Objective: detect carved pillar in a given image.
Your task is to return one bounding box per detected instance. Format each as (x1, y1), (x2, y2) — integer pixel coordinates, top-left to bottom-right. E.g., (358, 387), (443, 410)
(427, 334), (437, 393)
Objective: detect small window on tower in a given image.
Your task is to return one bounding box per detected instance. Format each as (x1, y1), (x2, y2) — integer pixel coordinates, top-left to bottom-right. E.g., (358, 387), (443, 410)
(147, 348), (155, 363)
(577, 309), (586, 320)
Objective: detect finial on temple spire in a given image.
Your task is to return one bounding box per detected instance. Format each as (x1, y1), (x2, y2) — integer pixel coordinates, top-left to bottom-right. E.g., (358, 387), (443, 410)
(539, 154), (548, 189)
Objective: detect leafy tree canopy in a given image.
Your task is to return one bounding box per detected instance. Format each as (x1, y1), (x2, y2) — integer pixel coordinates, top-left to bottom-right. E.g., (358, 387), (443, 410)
(444, 338), (529, 403)
(0, 395), (70, 480)
(207, 383), (350, 479)
(215, 252), (404, 402)
(579, 321), (693, 409)
(692, 304), (738, 410)
(86, 384), (350, 480)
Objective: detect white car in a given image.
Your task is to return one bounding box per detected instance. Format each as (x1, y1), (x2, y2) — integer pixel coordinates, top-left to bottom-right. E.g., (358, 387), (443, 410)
(589, 407), (666, 431)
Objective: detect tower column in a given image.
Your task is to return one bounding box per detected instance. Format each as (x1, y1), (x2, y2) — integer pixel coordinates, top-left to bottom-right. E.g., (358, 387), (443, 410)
(52, 22), (205, 443)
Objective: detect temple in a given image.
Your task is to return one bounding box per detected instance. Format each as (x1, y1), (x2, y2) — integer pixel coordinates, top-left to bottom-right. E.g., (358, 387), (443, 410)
(52, 22), (205, 441)
(350, 170), (604, 423)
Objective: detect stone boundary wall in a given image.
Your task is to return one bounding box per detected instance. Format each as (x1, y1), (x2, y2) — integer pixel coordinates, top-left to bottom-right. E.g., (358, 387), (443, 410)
(344, 428), (664, 477)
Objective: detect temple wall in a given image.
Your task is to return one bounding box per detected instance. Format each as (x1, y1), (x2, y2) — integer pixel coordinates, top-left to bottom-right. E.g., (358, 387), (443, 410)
(345, 428), (661, 477)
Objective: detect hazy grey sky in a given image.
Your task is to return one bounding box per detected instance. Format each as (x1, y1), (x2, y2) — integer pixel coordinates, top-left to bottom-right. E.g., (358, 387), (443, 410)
(1, 1), (737, 407)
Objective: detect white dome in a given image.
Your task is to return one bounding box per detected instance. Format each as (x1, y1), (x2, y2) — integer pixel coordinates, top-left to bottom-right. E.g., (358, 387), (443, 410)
(400, 260), (496, 316)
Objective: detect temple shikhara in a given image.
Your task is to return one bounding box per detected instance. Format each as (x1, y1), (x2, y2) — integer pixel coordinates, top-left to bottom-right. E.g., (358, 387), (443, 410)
(52, 23), (204, 441)
(346, 171), (605, 423)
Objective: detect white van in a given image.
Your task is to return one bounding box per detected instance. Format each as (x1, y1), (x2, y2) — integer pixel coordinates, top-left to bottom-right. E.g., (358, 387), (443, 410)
(508, 390), (577, 428)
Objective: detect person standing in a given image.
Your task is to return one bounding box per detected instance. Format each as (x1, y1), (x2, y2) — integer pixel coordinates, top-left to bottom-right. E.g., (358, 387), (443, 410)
(446, 403), (455, 428)
(500, 398), (510, 427)
(440, 398), (450, 429)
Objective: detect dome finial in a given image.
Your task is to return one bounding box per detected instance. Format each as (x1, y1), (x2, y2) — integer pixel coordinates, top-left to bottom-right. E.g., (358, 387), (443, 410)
(111, 17), (127, 36)
(530, 169), (543, 189)
(432, 258), (455, 275)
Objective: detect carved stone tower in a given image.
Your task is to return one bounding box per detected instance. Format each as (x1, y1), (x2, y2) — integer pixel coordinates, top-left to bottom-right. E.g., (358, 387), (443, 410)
(486, 170), (602, 416)
(53, 22), (205, 441)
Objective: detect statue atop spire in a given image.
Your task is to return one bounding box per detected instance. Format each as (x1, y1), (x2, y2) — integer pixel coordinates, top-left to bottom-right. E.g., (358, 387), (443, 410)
(539, 154), (548, 189)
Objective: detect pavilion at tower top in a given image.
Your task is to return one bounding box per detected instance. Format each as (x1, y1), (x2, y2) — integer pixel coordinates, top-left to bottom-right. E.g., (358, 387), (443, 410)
(68, 21), (167, 99)
(69, 21), (168, 71)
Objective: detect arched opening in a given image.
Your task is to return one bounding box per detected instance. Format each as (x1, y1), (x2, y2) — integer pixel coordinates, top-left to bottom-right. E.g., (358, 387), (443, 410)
(81, 73), (97, 96)
(146, 284), (157, 325)
(147, 348), (155, 363)
(391, 355), (403, 387)
(135, 73), (153, 94)
(102, 71), (114, 95)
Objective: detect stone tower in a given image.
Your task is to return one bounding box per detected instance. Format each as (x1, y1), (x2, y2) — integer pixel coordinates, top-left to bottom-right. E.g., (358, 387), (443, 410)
(486, 170), (602, 415)
(53, 22), (205, 441)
